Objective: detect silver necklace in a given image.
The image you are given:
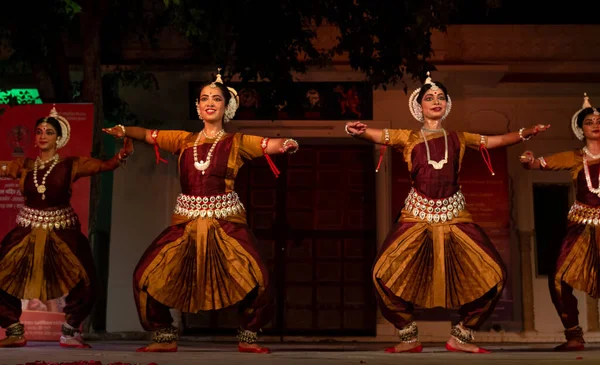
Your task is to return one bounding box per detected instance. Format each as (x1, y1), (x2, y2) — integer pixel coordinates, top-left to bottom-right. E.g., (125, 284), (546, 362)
(421, 129), (448, 170)
(193, 129), (225, 174)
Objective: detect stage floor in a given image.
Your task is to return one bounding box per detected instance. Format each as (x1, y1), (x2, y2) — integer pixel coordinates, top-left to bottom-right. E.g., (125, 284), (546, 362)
(1, 341), (599, 365)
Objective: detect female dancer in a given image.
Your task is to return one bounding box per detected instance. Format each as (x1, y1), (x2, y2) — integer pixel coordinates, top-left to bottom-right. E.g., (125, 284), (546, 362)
(103, 70), (298, 353)
(0, 106), (133, 348)
(520, 93), (599, 351)
(345, 72), (549, 353)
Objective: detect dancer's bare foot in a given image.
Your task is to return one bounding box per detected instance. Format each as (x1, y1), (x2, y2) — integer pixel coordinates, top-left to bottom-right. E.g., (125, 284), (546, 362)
(238, 342), (270, 353)
(445, 336), (490, 353)
(446, 323), (490, 354)
(555, 326), (585, 351)
(60, 335), (91, 348)
(136, 326), (179, 352)
(554, 338), (585, 351)
(384, 341), (423, 353)
(59, 323), (91, 348)
(0, 336), (26, 348)
(0, 323), (27, 348)
(237, 328), (269, 353)
(136, 341), (177, 352)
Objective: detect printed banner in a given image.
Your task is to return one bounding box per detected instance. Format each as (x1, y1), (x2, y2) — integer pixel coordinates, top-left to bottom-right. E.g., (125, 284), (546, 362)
(0, 103), (94, 340)
(391, 147), (513, 323)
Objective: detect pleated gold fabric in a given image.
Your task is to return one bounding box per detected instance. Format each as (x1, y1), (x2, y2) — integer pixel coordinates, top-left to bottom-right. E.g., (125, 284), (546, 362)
(555, 224), (600, 298)
(0, 227), (88, 301)
(141, 217), (264, 313)
(373, 210), (505, 309)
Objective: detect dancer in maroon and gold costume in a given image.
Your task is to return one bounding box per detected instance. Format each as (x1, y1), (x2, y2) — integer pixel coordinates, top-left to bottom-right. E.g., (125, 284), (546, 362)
(0, 106), (132, 348)
(345, 72), (550, 354)
(103, 70), (299, 353)
(521, 93), (600, 352)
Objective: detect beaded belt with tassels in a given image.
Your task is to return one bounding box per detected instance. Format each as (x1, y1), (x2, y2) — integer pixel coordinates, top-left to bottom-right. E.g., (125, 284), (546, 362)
(16, 206), (78, 230)
(173, 192), (245, 219)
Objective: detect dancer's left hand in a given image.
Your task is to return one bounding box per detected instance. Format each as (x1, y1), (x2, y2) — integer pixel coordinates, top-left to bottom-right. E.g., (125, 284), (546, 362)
(533, 124), (551, 135)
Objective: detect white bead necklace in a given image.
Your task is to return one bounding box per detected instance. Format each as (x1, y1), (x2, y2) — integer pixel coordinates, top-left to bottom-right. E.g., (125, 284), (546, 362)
(421, 128), (448, 170)
(583, 155), (600, 197)
(193, 129), (225, 175)
(583, 146), (600, 160)
(37, 155), (56, 170)
(33, 154), (60, 200)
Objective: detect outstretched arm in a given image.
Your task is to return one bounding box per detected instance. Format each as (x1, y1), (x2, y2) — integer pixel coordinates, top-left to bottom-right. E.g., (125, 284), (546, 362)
(519, 150), (577, 171)
(345, 121), (412, 149)
(262, 137), (299, 155)
(103, 125), (155, 145)
(345, 121), (384, 144)
(486, 124), (551, 149)
(75, 138), (134, 179)
(239, 135), (299, 178)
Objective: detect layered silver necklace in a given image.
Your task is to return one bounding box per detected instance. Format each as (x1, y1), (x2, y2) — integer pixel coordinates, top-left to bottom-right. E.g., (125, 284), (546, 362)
(421, 128), (448, 170)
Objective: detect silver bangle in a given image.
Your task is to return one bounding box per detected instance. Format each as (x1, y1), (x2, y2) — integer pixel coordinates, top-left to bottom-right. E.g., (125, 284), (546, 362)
(344, 124), (356, 136)
(519, 127), (531, 142)
(282, 138), (299, 154)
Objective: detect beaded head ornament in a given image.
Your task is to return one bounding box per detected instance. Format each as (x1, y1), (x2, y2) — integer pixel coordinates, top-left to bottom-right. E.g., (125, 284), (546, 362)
(195, 68), (240, 123)
(571, 93), (599, 141)
(407, 71), (452, 122)
(43, 105), (71, 149)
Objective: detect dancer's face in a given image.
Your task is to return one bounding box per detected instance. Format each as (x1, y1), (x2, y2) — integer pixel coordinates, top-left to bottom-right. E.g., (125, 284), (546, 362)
(35, 122), (59, 151)
(582, 113), (600, 140)
(421, 89), (447, 121)
(197, 86), (226, 124)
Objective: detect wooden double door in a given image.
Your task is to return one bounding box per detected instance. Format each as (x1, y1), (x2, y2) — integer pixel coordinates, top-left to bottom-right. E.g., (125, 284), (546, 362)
(184, 141), (377, 336)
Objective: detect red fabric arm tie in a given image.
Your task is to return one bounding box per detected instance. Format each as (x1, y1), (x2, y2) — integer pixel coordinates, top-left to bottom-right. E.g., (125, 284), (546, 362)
(151, 130), (168, 164)
(375, 145), (387, 172)
(261, 137), (280, 178)
(479, 144), (495, 176)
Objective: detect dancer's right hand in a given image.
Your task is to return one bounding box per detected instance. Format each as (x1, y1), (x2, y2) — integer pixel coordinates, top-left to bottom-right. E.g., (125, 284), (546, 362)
(102, 125), (125, 139)
(345, 121), (368, 136)
(519, 150), (535, 164)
